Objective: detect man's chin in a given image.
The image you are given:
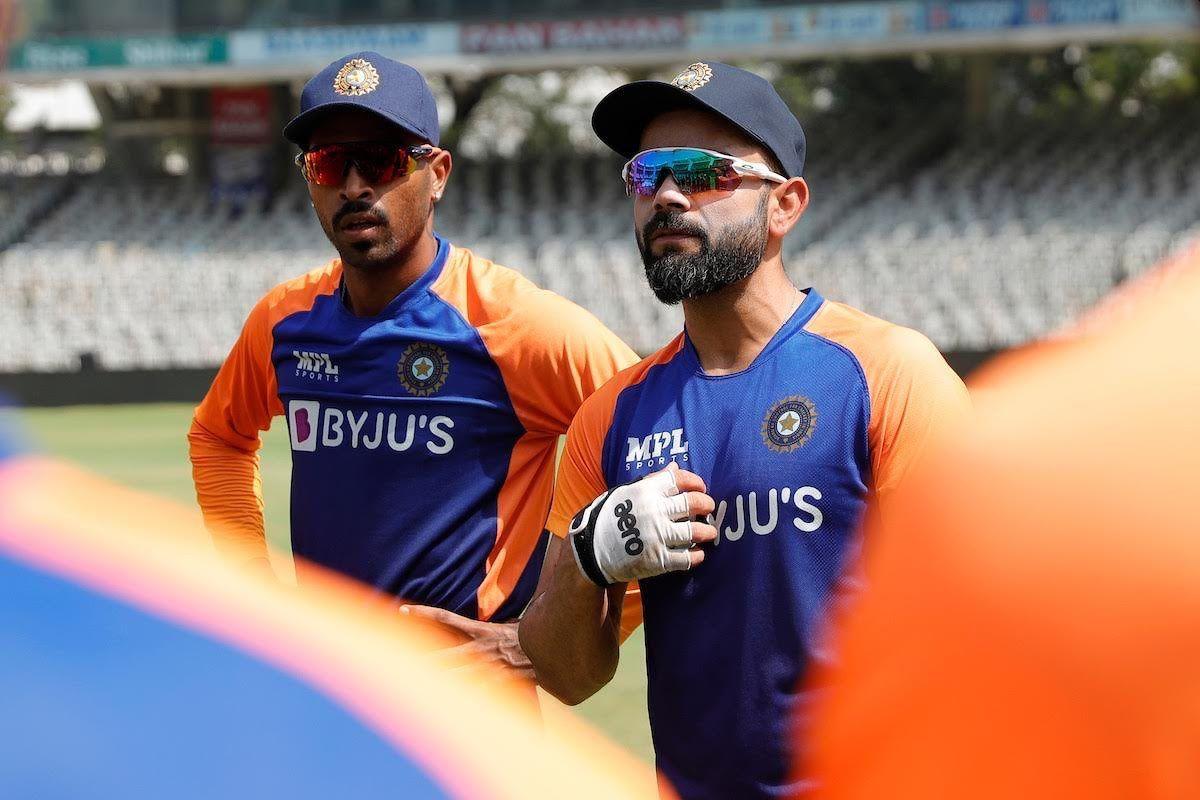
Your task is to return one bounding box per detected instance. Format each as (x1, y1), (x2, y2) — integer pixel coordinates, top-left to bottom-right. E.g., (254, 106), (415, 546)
(339, 242), (394, 270)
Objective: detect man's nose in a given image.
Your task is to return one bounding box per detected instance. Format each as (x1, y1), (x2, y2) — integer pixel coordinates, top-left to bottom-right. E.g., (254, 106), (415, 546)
(339, 164), (373, 202)
(653, 173), (690, 212)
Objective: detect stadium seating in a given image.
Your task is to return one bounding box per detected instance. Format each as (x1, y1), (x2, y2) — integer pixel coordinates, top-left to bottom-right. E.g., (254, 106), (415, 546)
(1, 109), (1198, 372)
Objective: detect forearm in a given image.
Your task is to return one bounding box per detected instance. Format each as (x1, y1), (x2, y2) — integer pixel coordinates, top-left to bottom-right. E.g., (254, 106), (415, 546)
(519, 538), (622, 705)
(187, 420), (271, 570)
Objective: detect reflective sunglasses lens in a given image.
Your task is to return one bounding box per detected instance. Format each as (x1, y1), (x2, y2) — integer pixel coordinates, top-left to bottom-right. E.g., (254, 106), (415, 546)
(304, 145), (408, 186)
(303, 148), (349, 186)
(351, 144), (406, 184)
(625, 149), (739, 196)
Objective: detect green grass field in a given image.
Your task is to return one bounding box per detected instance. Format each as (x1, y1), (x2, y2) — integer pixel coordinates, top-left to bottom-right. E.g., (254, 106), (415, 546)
(21, 402), (654, 764)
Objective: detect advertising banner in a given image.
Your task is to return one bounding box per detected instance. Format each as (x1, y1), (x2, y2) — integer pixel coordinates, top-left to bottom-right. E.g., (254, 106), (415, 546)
(1119, 0), (1200, 25)
(8, 34), (225, 71)
(461, 16), (687, 54)
(210, 86), (272, 208)
(211, 87), (272, 145)
(1024, 0), (1120, 26)
(926, 1), (1023, 30)
(775, 2), (924, 42)
(689, 10), (774, 48)
(228, 23), (456, 65)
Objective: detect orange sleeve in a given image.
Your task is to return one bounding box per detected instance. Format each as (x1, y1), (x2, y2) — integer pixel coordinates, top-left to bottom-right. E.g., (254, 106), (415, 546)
(550, 404), (645, 641)
(806, 303), (971, 499)
(511, 290), (638, 436)
(188, 295), (281, 565)
(862, 327), (971, 497)
(187, 426), (269, 565)
(547, 401), (611, 541)
(188, 261), (340, 567)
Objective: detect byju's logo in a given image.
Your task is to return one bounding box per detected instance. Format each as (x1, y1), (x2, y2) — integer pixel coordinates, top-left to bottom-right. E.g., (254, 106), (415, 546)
(294, 351), (340, 382)
(712, 485), (825, 543)
(289, 399), (320, 452)
(287, 399), (455, 455)
(625, 427), (689, 471)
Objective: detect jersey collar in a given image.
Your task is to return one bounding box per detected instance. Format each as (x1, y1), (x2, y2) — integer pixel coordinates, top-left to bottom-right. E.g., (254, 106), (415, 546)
(680, 287), (824, 378)
(336, 233), (450, 321)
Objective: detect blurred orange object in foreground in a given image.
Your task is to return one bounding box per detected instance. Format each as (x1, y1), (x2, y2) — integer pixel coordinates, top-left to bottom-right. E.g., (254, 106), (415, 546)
(0, 448), (660, 799)
(807, 245), (1200, 800)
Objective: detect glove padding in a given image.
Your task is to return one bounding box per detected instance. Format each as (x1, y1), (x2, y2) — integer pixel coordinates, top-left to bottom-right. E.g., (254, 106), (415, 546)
(569, 469), (697, 586)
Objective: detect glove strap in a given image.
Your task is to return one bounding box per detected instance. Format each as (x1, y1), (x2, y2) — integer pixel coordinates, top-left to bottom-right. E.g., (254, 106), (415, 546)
(569, 489), (616, 587)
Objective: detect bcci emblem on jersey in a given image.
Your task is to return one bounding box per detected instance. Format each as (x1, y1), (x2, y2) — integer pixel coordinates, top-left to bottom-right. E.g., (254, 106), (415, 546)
(762, 395), (817, 453)
(397, 342), (450, 397)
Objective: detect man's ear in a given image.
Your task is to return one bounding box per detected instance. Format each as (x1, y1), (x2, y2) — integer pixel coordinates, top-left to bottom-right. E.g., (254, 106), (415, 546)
(429, 148), (452, 202)
(769, 177), (809, 239)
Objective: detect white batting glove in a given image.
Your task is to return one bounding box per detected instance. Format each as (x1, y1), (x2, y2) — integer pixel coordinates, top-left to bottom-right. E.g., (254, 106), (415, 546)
(568, 469), (698, 586)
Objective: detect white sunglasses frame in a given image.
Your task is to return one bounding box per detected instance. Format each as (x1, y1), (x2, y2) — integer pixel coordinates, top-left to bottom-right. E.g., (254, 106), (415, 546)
(620, 147), (788, 196)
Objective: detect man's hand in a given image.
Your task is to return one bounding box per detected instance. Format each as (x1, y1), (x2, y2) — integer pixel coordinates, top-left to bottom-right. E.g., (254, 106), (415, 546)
(569, 464), (717, 586)
(399, 604), (535, 683)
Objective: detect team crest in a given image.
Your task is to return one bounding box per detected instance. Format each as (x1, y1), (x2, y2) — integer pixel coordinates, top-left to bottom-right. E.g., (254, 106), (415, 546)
(670, 62), (713, 92)
(762, 395), (817, 453)
(397, 343), (449, 397)
(333, 58), (381, 97)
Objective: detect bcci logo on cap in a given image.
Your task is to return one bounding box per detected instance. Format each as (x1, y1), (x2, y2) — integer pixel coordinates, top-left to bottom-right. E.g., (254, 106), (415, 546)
(762, 395), (817, 453)
(333, 58), (380, 97)
(397, 342), (449, 397)
(671, 62), (713, 92)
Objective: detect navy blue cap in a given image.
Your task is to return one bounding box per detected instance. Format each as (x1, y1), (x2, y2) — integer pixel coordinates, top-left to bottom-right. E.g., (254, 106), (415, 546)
(592, 61), (806, 178)
(284, 51), (440, 147)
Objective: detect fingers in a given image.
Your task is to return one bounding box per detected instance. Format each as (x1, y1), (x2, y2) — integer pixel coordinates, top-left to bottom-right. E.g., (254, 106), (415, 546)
(671, 468), (708, 495)
(664, 545), (707, 573)
(644, 466), (679, 495)
(662, 490), (715, 522)
(663, 519), (718, 547)
(399, 604), (481, 637)
(689, 520), (718, 544)
(646, 465), (707, 496)
(685, 491), (715, 519)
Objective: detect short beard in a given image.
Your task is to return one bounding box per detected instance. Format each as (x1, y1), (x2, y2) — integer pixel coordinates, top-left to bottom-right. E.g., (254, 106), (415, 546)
(323, 197), (429, 272)
(636, 191), (770, 305)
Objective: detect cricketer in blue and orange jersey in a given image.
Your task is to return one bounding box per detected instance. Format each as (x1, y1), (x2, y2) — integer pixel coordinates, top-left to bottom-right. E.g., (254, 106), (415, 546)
(519, 62), (970, 799)
(188, 53), (635, 678)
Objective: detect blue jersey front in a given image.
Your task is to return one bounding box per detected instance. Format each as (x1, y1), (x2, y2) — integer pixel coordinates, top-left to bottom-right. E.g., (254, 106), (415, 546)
(549, 289), (970, 798)
(271, 238), (525, 618)
(193, 236), (636, 621)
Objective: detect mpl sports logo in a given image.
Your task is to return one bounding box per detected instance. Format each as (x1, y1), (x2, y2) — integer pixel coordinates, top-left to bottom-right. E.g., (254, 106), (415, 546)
(288, 399), (454, 455)
(625, 427), (689, 471)
(293, 351), (340, 383)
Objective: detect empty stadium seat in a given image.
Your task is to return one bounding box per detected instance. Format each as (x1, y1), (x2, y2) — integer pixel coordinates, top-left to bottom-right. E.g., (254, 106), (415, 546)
(2, 108), (1198, 372)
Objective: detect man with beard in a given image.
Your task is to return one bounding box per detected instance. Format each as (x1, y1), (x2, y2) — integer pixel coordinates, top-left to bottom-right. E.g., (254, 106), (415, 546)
(188, 53), (635, 679)
(519, 63), (970, 798)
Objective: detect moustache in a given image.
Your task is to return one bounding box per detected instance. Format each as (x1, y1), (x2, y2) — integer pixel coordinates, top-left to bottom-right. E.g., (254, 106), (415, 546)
(333, 201), (388, 229)
(640, 211), (708, 246)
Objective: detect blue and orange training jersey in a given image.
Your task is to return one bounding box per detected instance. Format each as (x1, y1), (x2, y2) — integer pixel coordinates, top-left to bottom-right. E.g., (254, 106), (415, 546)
(190, 234), (635, 621)
(547, 289), (970, 799)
